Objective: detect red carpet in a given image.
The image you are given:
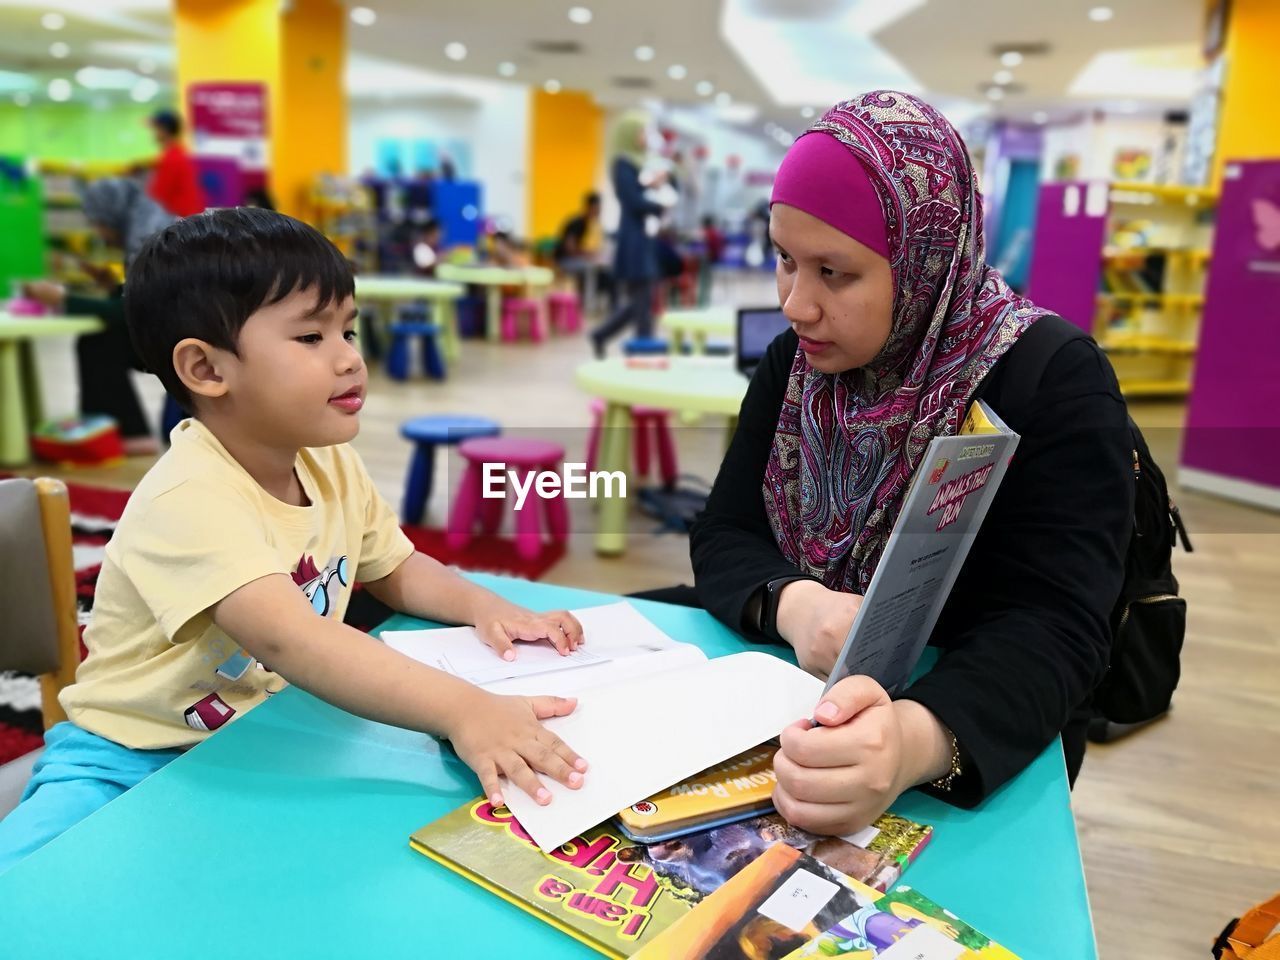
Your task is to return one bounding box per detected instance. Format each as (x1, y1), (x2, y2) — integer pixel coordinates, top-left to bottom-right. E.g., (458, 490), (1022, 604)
(0, 475), (563, 765)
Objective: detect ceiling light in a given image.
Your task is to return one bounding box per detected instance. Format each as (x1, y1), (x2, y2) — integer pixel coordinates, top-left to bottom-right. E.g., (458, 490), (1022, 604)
(137, 58), (156, 75)
(1118, 100), (1140, 113)
(48, 78), (72, 101)
(1001, 51), (1023, 68)
(445, 42), (467, 61)
(801, 106), (815, 118)
(544, 79), (561, 93)
(695, 80), (713, 96)
(131, 77), (158, 103)
(14, 92), (32, 106)
(1032, 111), (1049, 124)
(667, 64), (687, 80)
(350, 6), (376, 26)
(76, 67), (139, 90)
(568, 6), (592, 24)
(634, 45), (654, 62)
(993, 69), (1014, 85)
(1088, 6), (1114, 21)
(42, 12), (66, 30)
(498, 61), (517, 77)
(986, 86), (1005, 101)
(715, 91), (731, 107)
(50, 41), (70, 59)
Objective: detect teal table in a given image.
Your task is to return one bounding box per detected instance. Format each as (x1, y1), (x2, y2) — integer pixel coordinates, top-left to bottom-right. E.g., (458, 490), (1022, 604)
(0, 575), (1094, 959)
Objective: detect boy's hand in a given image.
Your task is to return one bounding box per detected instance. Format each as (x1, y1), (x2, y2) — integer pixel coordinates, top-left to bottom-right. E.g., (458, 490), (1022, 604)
(446, 690), (588, 807)
(475, 605), (585, 661)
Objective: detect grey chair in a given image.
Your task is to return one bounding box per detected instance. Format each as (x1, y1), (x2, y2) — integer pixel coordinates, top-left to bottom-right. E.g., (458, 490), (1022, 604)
(0, 478), (80, 728)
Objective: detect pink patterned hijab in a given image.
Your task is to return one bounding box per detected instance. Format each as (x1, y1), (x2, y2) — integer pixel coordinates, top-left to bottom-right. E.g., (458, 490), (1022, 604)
(763, 90), (1050, 593)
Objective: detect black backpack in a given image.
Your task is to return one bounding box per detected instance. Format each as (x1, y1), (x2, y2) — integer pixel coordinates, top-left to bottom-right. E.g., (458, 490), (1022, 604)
(980, 315), (1194, 728)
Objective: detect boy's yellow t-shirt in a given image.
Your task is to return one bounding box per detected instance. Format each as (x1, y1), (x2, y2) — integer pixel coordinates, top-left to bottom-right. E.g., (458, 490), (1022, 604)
(60, 419), (415, 750)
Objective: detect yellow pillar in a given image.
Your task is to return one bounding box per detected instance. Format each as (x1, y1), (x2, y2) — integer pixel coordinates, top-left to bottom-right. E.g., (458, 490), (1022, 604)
(528, 89), (604, 241)
(1212, 0), (1280, 185)
(173, 0), (346, 221)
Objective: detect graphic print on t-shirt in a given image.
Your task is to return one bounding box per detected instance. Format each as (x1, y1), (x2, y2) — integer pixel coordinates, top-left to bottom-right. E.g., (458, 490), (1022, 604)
(291, 553), (350, 619)
(184, 692), (235, 731)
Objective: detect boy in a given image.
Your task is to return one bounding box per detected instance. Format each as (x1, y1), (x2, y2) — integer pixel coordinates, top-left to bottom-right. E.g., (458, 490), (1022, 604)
(0, 209), (586, 873)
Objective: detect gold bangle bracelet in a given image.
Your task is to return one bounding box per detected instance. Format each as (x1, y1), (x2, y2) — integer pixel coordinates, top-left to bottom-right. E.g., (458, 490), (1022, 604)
(929, 732), (962, 792)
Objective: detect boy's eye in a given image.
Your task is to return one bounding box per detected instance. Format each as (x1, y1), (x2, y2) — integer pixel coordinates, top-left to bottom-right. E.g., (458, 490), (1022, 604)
(296, 333), (323, 345)
(344, 330), (359, 342)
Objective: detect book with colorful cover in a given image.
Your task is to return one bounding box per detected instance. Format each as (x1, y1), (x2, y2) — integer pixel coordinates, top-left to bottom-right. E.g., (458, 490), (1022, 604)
(615, 744), (779, 842)
(410, 799), (933, 959)
(632, 842), (1019, 960)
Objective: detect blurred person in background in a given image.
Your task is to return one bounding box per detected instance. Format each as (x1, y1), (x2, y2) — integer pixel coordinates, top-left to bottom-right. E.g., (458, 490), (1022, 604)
(21, 179), (178, 455)
(146, 109), (207, 218)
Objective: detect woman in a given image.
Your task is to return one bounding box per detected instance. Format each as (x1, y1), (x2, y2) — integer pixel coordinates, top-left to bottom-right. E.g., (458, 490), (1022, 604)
(590, 111), (666, 358)
(23, 178), (176, 454)
(690, 92), (1133, 834)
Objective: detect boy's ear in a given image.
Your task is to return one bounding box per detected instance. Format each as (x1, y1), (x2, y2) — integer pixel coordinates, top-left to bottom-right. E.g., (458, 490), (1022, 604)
(172, 338), (230, 402)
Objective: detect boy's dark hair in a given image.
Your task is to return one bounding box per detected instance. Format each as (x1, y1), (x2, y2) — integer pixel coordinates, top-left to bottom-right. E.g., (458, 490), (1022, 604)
(150, 109), (182, 137)
(126, 207), (355, 411)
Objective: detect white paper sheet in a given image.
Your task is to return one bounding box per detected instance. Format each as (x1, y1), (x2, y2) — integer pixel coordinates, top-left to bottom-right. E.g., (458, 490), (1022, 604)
(381, 601), (680, 688)
(501, 650), (824, 852)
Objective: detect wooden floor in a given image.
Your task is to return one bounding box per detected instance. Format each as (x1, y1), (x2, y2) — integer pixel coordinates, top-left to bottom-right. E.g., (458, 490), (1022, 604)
(16, 277), (1280, 958)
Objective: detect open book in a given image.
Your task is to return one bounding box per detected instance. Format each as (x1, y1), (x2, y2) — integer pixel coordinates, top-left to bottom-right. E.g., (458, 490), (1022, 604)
(825, 400), (1019, 696)
(383, 602), (824, 852)
(385, 400), (1013, 852)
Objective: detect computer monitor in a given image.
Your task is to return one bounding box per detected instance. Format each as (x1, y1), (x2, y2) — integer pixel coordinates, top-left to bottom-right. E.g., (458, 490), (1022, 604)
(736, 307), (791, 377)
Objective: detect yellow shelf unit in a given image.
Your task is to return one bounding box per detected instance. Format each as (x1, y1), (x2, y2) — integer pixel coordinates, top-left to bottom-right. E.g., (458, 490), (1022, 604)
(1095, 180), (1217, 398)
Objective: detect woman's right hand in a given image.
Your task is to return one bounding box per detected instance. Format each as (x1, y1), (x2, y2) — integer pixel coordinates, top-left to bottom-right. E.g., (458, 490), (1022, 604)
(775, 579), (864, 677)
(445, 690), (588, 809)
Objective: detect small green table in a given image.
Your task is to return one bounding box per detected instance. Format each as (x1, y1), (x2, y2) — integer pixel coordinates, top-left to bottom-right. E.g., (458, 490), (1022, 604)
(0, 311), (104, 466)
(574, 356), (748, 555)
(354, 276), (466, 363)
(436, 263), (555, 342)
(660, 306), (735, 354)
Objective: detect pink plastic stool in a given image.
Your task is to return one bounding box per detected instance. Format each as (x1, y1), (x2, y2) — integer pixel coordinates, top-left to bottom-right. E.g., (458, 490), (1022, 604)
(585, 398), (678, 488)
(500, 297), (547, 343)
(448, 436), (568, 560)
(548, 291), (582, 334)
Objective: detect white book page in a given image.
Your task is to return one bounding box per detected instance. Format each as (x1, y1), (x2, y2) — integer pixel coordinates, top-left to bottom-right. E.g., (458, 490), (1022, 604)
(485, 645), (707, 699)
(381, 600), (683, 688)
(502, 651), (824, 852)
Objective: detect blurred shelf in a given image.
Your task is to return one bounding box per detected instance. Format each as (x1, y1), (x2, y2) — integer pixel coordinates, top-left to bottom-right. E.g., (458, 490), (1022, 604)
(1103, 246), (1213, 259)
(1098, 293), (1204, 307)
(1101, 333), (1197, 355)
(1109, 182), (1219, 205)
(1118, 379), (1192, 398)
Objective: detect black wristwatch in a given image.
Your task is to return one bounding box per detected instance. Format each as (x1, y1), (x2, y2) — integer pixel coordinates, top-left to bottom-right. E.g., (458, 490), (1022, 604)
(757, 575), (816, 642)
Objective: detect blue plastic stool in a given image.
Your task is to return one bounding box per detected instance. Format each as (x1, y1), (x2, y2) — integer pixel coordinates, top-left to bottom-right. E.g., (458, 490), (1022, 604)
(622, 336), (671, 356)
(399, 414), (501, 524)
(387, 321), (446, 382)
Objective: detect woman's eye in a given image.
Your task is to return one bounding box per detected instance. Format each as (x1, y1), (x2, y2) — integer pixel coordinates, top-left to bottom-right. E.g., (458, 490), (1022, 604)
(297, 333), (322, 345)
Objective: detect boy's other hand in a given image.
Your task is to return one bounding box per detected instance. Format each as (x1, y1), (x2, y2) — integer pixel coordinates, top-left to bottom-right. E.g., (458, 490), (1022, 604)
(475, 606), (585, 661)
(447, 690), (588, 808)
